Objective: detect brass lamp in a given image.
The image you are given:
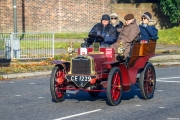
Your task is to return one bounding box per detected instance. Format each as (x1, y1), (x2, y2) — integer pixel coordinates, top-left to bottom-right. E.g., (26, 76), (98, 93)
(66, 42), (75, 56)
(117, 41), (125, 56)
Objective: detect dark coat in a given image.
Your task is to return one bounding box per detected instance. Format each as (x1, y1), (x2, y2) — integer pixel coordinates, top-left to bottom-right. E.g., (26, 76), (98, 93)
(89, 23), (118, 45)
(139, 24), (158, 41)
(114, 21), (123, 36)
(114, 21), (123, 29)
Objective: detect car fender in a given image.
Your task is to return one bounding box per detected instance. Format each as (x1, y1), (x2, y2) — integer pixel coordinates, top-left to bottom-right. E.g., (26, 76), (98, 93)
(52, 60), (70, 73)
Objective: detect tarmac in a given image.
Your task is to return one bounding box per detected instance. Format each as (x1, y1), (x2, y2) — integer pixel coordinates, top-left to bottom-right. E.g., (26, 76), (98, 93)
(1, 42), (180, 79)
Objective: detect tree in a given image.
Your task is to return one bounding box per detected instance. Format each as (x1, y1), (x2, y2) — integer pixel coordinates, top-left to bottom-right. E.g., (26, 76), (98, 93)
(160, 0), (180, 25)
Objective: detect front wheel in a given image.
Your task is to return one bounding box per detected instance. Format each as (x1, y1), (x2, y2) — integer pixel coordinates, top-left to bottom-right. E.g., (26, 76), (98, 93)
(139, 62), (156, 99)
(106, 67), (122, 106)
(50, 66), (66, 102)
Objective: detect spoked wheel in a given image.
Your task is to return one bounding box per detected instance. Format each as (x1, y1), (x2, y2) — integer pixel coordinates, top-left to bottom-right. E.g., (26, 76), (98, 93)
(107, 67), (122, 106)
(139, 62), (156, 99)
(50, 66), (66, 102)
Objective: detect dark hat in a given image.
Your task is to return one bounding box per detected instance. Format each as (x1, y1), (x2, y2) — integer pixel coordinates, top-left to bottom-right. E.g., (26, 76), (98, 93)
(124, 14), (134, 20)
(101, 14), (110, 21)
(142, 12), (152, 21)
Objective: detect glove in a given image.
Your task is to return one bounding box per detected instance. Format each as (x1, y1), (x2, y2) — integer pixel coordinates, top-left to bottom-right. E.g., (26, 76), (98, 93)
(97, 33), (104, 42)
(97, 34), (104, 39)
(98, 32), (105, 38)
(142, 23), (148, 27)
(88, 32), (97, 38)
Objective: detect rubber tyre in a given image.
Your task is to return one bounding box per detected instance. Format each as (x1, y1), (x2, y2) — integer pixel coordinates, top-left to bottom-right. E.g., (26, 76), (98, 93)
(107, 67), (122, 106)
(139, 62), (156, 99)
(50, 66), (66, 102)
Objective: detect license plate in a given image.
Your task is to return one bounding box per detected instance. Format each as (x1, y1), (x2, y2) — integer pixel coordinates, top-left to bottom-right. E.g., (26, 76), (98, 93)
(66, 75), (95, 82)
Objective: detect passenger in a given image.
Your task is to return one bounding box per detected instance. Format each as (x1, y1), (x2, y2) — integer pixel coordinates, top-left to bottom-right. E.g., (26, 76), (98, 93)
(139, 12), (158, 43)
(88, 14), (118, 47)
(110, 12), (123, 36)
(110, 13), (140, 60)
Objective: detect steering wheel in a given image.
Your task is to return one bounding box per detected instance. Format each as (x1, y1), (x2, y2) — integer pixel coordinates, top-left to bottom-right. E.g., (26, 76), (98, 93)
(88, 32), (97, 38)
(88, 32), (104, 43)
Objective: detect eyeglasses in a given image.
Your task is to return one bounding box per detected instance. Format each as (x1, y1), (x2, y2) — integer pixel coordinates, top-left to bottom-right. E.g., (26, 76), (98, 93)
(111, 17), (117, 20)
(141, 17), (147, 20)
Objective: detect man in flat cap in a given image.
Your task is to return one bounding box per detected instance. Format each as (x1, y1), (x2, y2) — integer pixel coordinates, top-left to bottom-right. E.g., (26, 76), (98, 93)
(111, 13), (140, 61)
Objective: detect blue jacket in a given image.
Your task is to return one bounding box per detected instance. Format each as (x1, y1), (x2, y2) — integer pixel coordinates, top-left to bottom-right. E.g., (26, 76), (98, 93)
(139, 24), (158, 41)
(89, 23), (118, 45)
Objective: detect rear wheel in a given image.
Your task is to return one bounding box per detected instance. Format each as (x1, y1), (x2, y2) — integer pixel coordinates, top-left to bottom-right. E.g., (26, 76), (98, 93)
(139, 62), (156, 99)
(50, 66), (66, 102)
(107, 67), (122, 106)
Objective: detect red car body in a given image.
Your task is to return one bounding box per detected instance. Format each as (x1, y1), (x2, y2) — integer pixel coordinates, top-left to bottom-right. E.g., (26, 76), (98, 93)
(50, 40), (156, 106)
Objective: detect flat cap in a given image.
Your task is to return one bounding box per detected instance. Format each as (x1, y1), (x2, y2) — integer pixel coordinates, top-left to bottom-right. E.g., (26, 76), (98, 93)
(124, 14), (134, 20)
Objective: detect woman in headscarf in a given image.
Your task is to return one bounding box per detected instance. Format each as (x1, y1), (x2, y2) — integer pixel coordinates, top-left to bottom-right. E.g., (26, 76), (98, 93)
(110, 12), (123, 36)
(139, 12), (158, 43)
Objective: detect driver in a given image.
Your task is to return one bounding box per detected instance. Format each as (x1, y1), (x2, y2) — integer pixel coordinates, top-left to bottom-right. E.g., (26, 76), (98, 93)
(88, 14), (118, 47)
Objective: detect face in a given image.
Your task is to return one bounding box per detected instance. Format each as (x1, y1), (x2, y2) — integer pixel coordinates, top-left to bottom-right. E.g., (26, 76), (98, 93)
(110, 17), (118, 24)
(125, 19), (133, 25)
(141, 17), (149, 24)
(102, 20), (109, 26)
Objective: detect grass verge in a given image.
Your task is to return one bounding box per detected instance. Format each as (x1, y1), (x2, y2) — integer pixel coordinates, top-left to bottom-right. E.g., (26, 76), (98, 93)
(54, 32), (88, 39)
(158, 27), (180, 45)
(0, 53), (74, 80)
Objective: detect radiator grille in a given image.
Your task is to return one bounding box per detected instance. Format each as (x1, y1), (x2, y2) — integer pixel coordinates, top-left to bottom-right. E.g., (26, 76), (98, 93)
(72, 56), (91, 74)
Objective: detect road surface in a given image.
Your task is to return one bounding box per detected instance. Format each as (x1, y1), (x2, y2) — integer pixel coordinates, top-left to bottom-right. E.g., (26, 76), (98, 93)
(0, 67), (180, 120)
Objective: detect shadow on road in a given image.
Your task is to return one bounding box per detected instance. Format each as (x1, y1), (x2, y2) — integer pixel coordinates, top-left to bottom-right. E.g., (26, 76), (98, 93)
(52, 85), (143, 104)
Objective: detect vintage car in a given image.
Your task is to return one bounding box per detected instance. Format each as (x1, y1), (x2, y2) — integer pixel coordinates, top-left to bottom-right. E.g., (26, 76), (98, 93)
(50, 36), (157, 106)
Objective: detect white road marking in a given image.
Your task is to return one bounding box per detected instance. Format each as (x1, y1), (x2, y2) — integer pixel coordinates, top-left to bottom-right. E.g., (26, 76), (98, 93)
(157, 76), (180, 83)
(38, 97), (44, 99)
(159, 107), (165, 109)
(158, 77), (180, 80)
(10, 82), (14, 83)
(29, 83), (36, 85)
(157, 90), (163, 92)
(54, 109), (101, 120)
(15, 95), (22, 97)
(157, 79), (180, 83)
(135, 105), (142, 106)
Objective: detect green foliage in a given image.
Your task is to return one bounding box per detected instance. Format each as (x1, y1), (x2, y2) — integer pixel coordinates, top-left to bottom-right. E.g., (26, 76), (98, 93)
(158, 27), (180, 44)
(160, 0), (180, 24)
